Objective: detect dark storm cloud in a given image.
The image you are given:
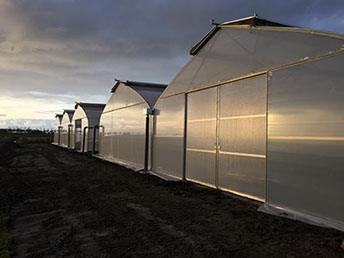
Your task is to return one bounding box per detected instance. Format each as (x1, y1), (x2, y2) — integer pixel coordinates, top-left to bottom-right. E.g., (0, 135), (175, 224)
(0, 0), (343, 128)
(2, 0), (344, 65)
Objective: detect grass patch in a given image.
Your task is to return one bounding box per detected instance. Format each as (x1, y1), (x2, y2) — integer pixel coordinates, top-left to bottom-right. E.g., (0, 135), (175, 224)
(26, 136), (51, 143)
(16, 136), (51, 145)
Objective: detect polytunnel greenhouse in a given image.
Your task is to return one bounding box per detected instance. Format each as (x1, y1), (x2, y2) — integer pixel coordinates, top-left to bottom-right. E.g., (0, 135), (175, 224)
(70, 102), (105, 153)
(98, 79), (166, 171)
(59, 109), (75, 148)
(150, 15), (344, 230)
(53, 114), (63, 145)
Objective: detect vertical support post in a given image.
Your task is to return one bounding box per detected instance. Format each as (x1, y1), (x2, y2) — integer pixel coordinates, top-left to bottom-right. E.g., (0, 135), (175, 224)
(265, 72), (271, 202)
(67, 126), (70, 149)
(144, 113), (150, 172)
(150, 112), (158, 171)
(58, 126), (62, 146)
(182, 93), (188, 181)
(92, 125), (99, 154)
(215, 86), (220, 189)
(82, 126), (88, 153)
(67, 124), (73, 149)
(87, 127), (91, 152)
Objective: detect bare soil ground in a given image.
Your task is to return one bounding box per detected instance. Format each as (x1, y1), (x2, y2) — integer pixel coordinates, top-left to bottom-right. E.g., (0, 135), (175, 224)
(0, 143), (343, 257)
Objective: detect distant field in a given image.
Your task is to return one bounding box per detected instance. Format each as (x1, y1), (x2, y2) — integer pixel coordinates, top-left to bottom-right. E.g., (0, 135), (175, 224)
(0, 133), (51, 165)
(0, 133), (51, 144)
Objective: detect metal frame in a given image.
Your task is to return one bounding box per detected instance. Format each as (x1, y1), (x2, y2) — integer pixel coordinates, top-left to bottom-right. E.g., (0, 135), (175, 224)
(144, 114), (150, 171)
(67, 124), (73, 149)
(102, 101), (147, 115)
(58, 126), (62, 146)
(92, 125), (99, 154)
(184, 74), (268, 201)
(215, 86), (220, 188)
(147, 21), (344, 230)
(93, 125), (104, 154)
(159, 48), (344, 101)
(99, 80), (166, 171)
(265, 72), (271, 202)
(182, 93), (188, 180)
(82, 126), (93, 153)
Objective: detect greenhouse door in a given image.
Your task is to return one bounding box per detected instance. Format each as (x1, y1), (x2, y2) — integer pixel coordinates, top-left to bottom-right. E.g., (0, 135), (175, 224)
(186, 87), (218, 187)
(217, 76), (267, 201)
(185, 75), (267, 201)
(75, 119), (82, 151)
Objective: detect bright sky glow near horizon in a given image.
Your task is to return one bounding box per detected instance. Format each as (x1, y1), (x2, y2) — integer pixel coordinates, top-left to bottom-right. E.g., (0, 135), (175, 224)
(0, 0), (344, 129)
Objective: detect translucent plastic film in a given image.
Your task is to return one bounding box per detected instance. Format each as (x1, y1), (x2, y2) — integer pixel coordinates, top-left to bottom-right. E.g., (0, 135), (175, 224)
(99, 82), (149, 164)
(162, 27), (344, 97)
(60, 113), (72, 148)
(53, 116), (61, 144)
(99, 112), (112, 158)
(72, 105), (104, 152)
(186, 88), (217, 186)
(74, 119), (82, 151)
(218, 75), (267, 200)
(71, 106), (86, 150)
(267, 53), (344, 227)
(99, 103), (147, 168)
(103, 83), (145, 113)
(151, 94), (185, 178)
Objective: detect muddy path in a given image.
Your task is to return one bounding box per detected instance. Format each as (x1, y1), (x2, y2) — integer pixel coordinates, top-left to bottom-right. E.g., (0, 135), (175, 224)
(1, 143), (343, 257)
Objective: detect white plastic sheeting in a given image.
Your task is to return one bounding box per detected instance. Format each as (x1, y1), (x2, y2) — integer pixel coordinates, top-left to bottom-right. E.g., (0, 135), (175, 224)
(152, 23), (344, 231)
(186, 87), (217, 186)
(185, 75), (267, 201)
(100, 103), (146, 168)
(218, 75), (266, 201)
(161, 27), (344, 97)
(71, 103), (105, 152)
(267, 53), (344, 230)
(53, 114), (62, 145)
(151, 94), (185, 178)
(258, 203), (344, 232)
(99, 81), (166, 170)
(60, 110), (74, 148)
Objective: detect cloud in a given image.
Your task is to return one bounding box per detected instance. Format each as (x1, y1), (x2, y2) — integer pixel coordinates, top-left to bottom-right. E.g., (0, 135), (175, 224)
(0, 119), (54, 129)
(1, 0), (343, 79)
(0, 0), (344, 129)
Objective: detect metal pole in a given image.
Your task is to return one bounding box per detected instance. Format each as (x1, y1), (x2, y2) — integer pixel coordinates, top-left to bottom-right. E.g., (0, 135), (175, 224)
(67, 124), (73, 149)
(92, 125), (99, 154)
(82, 126), (88, 153)
(58, 126), (62, 146)
(215, 86), (220, 189)
(144, 114), (149, 171)
(265, 72), (271, 201)
(87, 127), (91, 152)
(183, 93), (188, 181)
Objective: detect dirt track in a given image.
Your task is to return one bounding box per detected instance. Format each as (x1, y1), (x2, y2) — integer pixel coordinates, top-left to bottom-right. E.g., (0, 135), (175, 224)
(1, 143), (343, 257)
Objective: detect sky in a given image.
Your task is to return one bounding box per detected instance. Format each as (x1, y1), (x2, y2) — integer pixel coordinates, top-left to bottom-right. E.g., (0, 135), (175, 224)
(0, 0), (344, 129)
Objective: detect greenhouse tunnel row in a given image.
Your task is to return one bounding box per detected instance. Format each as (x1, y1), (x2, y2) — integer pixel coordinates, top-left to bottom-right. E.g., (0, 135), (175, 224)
(52, 15), (344, 232)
